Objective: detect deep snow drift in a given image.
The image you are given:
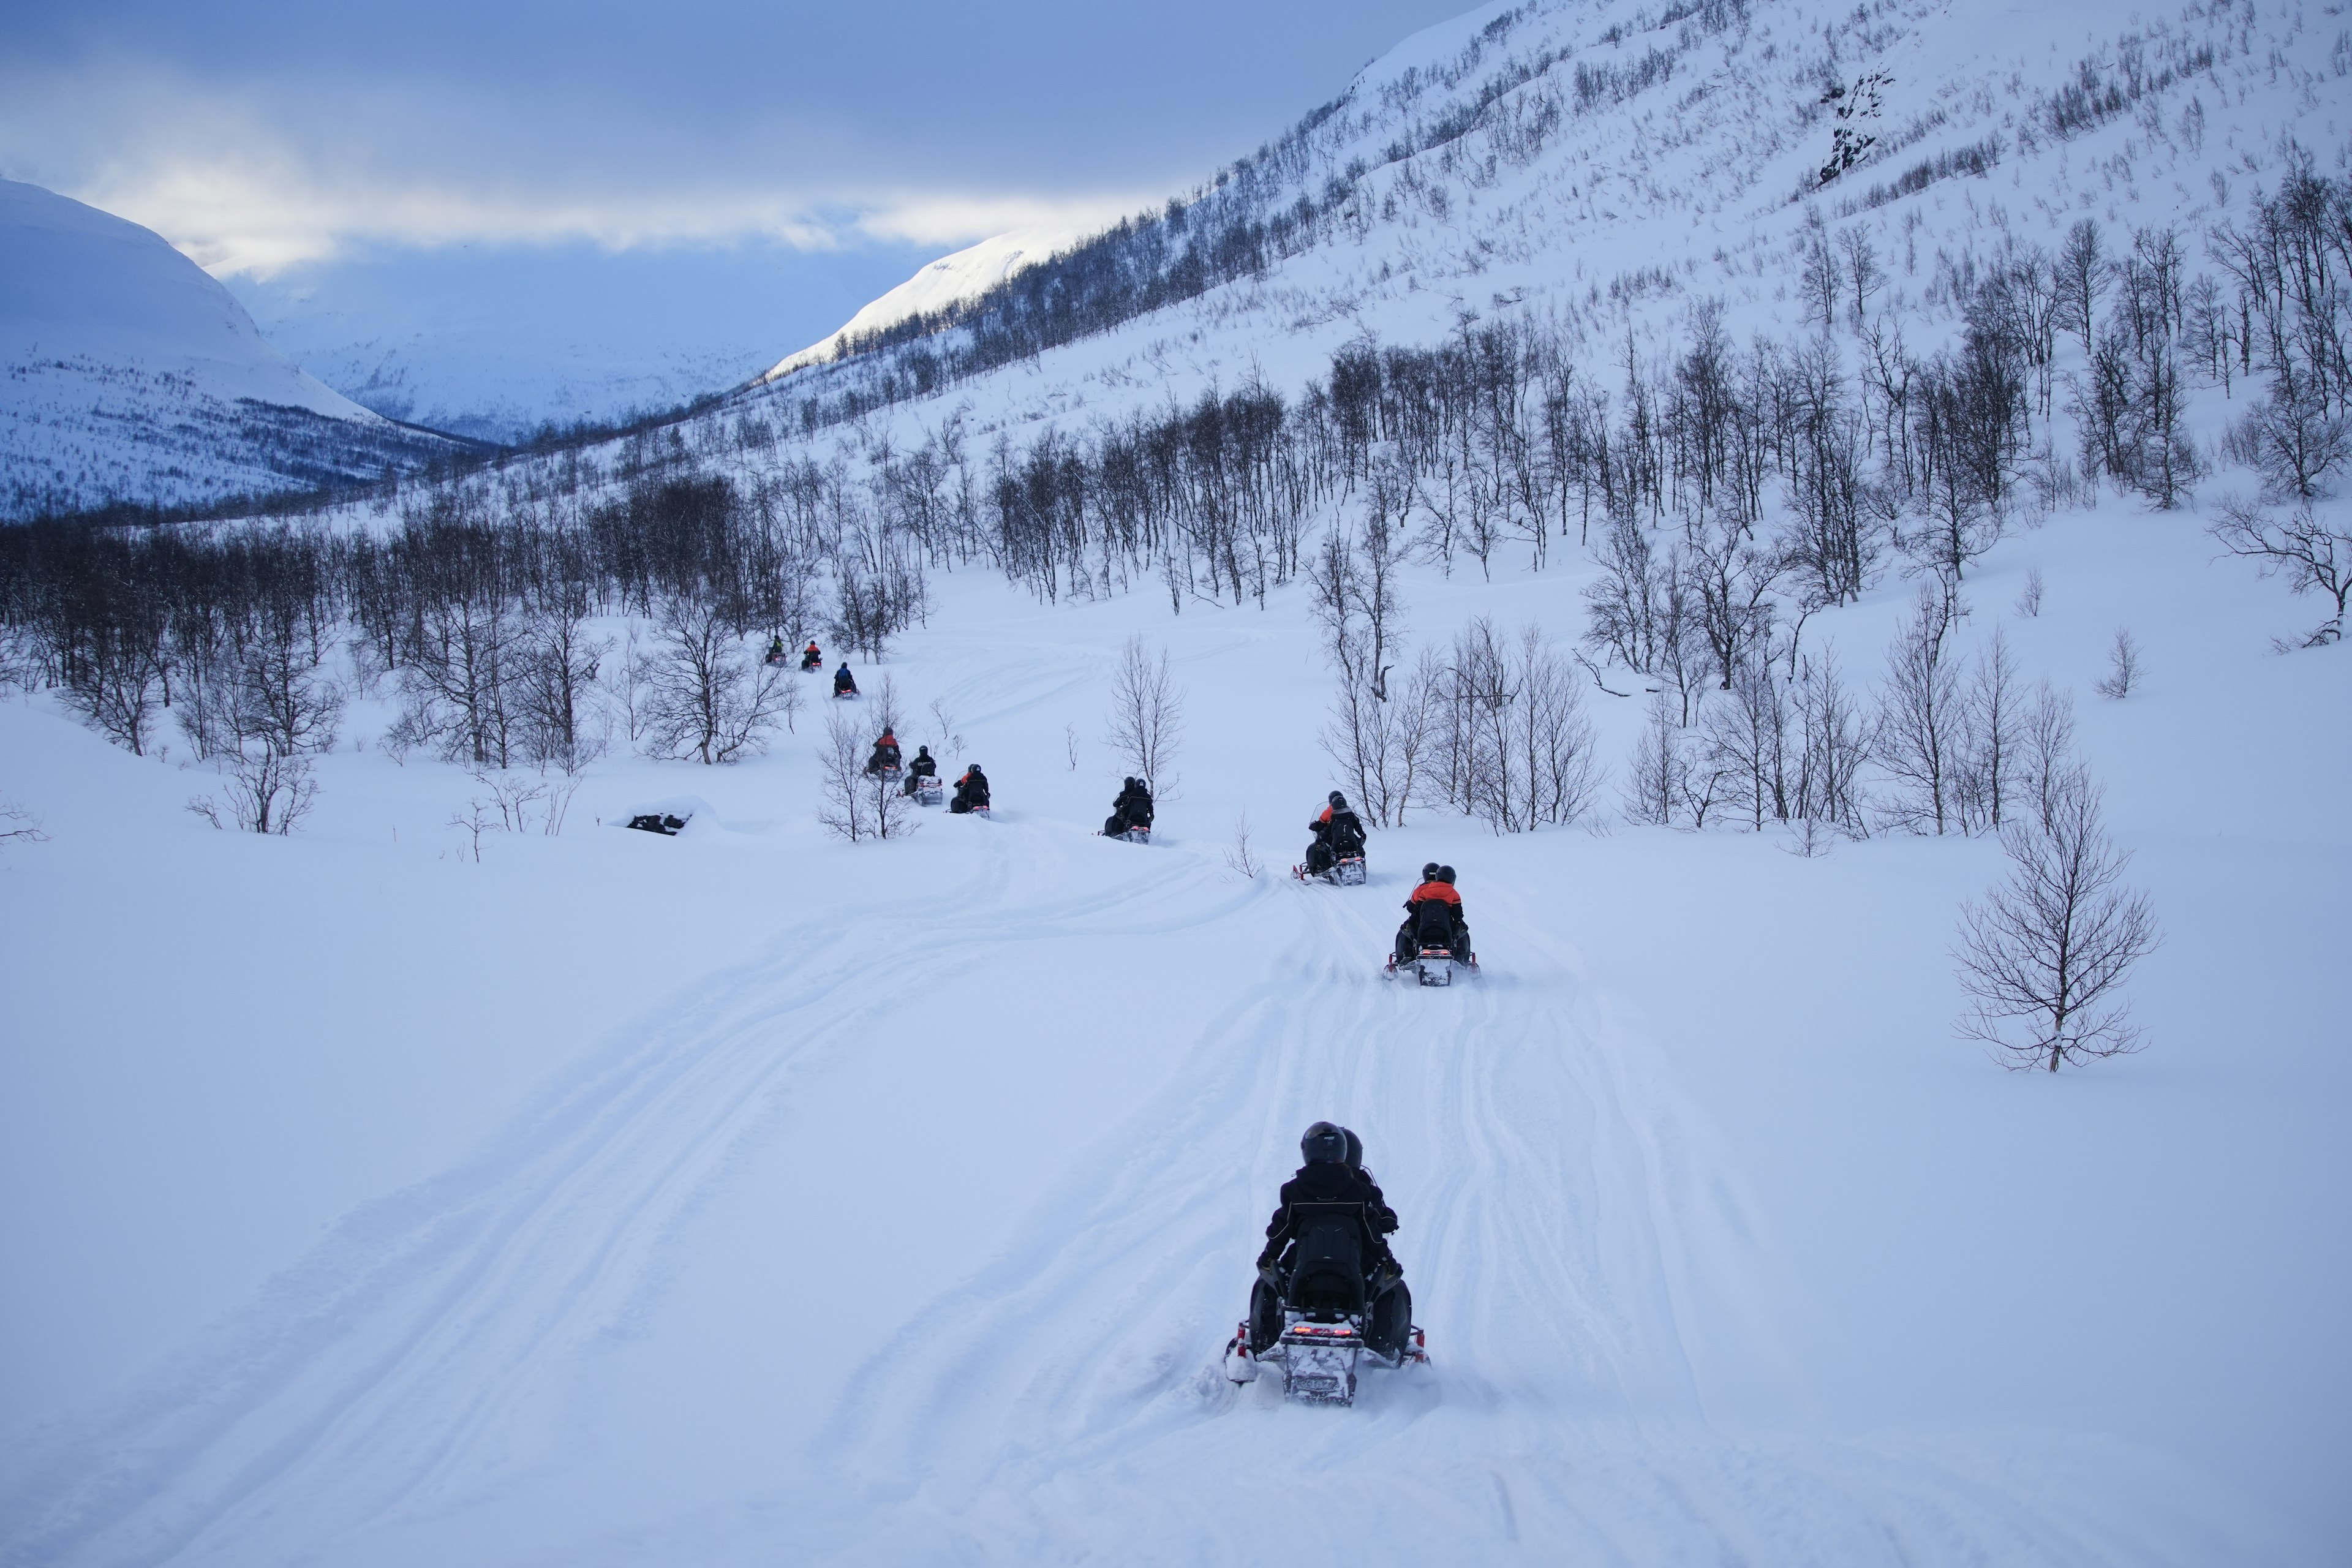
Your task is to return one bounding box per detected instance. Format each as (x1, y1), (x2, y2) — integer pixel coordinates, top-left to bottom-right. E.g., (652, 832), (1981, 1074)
(0, 179), (462, 519)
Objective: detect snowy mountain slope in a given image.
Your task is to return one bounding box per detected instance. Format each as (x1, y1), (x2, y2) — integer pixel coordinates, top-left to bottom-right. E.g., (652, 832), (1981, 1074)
(2, 0), (2349, 1561)
(760, 225), (1093, 383)
(719, 0), (2307, 451)
(0, 180), (466, 519)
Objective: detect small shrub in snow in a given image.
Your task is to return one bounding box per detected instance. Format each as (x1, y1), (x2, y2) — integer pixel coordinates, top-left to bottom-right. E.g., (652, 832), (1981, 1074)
(0, 797), (47, 846)
(1223, 813), (1262, 880)
(187, 745), (317, 836)
(2092, 628), (2141, 699)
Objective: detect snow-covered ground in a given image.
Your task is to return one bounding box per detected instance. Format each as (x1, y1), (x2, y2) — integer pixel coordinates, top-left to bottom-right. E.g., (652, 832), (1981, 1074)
(2, 496), (2345, 1563)
(4, 0), (2348, 1559)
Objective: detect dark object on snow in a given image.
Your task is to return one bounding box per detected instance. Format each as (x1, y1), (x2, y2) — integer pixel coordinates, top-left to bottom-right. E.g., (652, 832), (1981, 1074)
(801, 642), (823, 671)
(865, 731), (902, 774)
(626, 812), (689, 835)
(1299, 1120), (1349, 1166)
(949, 766), (990, 814)
(902, 745), (937, 794)
(1302, 794), (1366, 877)
(1393, 874), (1468, 964)
(1388, 872), (1475, 984)
(764, 636), (787, 667)
(1102, 776), (1155, 838)
(833, 665), (858, 697)
(1227, 1126), (1420, 1403)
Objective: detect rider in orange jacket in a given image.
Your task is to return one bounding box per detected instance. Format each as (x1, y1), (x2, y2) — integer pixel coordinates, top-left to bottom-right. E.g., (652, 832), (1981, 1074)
(1395, 864), (1469, 962)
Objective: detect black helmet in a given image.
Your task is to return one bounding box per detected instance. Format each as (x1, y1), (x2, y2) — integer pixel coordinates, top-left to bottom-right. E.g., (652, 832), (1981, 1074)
(1329, 791), (1347, 808)
(1437, 865), (1456, 884)
(1341, 1126), (1363, 1170)
(916, 745), (930, 755)
(1300, 1121), (1348, 1165)
(1422, 861), (1441, 881)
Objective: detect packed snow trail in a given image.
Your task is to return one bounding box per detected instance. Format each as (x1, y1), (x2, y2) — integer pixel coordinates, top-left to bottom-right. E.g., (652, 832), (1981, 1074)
(2, 805), (2250, 1566)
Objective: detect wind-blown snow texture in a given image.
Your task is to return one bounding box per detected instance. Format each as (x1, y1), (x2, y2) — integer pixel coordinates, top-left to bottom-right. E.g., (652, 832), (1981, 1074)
(0, 179), (462, 519)
(2, 0), (2348, 1562)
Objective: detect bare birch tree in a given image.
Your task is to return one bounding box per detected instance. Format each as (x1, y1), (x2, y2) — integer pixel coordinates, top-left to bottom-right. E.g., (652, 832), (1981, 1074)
(1105, 635), (1183, 795)
(1954, 777), (2160, 1071)
(638, 592), (800, 764)
(816, 704), (916, 842)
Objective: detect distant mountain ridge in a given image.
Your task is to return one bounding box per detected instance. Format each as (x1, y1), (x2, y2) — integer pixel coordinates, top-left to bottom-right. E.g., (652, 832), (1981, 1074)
(0, 179), (467, 520)
(759, 225), (1093, 384)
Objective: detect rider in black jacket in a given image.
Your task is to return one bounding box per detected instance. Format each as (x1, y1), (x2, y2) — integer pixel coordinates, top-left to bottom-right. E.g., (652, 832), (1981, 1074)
(1103, 777), (1155, 836)
(1248, 1121), (1410, 1355)
(1303, 791), (1366, 875)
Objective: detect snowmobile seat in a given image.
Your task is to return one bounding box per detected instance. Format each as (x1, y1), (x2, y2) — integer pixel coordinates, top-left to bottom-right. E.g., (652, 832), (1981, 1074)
(1283, 1202), (1371, 1321)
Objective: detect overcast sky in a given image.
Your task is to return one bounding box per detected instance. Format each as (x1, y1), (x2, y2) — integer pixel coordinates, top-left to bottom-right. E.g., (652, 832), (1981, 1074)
(2, 0), (1476, 273)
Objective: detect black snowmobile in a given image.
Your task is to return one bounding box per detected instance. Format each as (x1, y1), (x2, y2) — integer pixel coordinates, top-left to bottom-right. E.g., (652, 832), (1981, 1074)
(763, 637), (788, 668)
(1294, 794), (1367, 886)
(1382, 880), (1477, 987)
(832, 665), (859, 699)
(799, 643), (824, 672)
(903, 748), (943, 805)
(949, 767), (990, 815)
(1099, 777), (1154, 844)
(1224, 1126), (1426, 1406)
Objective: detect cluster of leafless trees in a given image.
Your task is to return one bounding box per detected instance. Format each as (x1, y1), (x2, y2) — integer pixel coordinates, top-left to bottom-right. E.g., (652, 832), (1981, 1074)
(0, 470), (933, 828)
(1615, 582), (2088, 848)
(2203, 158), (2352, 647)
(1312, 516), (1600, 837)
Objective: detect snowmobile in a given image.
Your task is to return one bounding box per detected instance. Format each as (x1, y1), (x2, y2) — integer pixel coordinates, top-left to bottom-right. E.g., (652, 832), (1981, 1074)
(799, 644), (824, 672)
(1293, 854), (1366, 886)
(762, 641), (788, 668)
(1384, 940), (1476, 987)
(949, 773), (991, 816)
(1223, 1205), (1426, 1406)
(1100, 824), (1150, 845)
(910, 774), (945, 807)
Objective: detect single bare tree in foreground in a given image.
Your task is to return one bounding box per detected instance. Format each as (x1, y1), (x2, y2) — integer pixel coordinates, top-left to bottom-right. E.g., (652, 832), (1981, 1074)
(1953, 776), (2159, 1071)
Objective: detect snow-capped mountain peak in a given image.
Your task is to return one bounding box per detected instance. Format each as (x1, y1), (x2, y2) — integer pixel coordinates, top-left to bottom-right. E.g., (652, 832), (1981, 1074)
(0, 178), (462, 519)
(760, 224), (1091, 383)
